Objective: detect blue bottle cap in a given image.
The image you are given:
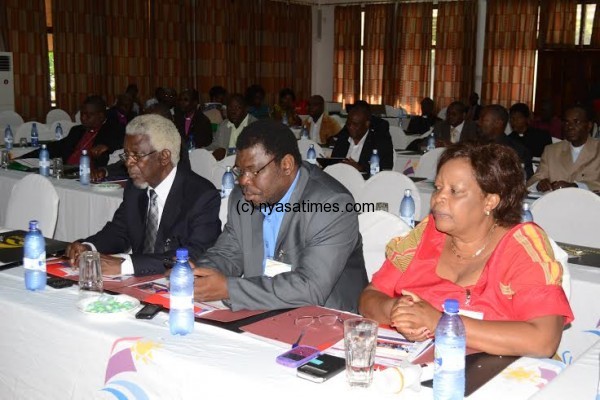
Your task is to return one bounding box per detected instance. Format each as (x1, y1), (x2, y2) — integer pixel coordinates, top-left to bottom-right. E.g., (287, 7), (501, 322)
(443, 299), (460, 313)
(28, 220), (39, 231)
(176, 248), (188, 260)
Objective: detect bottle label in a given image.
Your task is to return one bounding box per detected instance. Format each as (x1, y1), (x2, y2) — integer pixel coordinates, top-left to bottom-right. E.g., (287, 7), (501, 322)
(170, 295), (193, 310)
(80, 166), (90, 175)
(434, 346), (465, 372)
(40, 160), (50, 168)
(23, 252), (47, 272)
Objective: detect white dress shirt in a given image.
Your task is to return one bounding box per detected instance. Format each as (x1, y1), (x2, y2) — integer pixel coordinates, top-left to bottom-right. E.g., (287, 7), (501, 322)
(227, 114), (251, 149)
(308, 114), (323, 143)
(450, 121), (465, 143)
(346, 131), (369, 162)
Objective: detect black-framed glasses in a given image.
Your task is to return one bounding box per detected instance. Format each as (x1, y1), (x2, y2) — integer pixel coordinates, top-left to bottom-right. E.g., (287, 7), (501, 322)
(119, 150), (157, 163)
(232, 157), (275, 180)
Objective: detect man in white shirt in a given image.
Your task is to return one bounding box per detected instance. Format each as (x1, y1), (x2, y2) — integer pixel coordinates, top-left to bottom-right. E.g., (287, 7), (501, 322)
(527, 105), (600, 192)
(208, 94), (257, 160)
(66, 114), (221, 276)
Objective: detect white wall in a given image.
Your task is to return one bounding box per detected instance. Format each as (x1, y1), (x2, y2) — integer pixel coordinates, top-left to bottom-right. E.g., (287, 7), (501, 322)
(311, 5), (335, 101)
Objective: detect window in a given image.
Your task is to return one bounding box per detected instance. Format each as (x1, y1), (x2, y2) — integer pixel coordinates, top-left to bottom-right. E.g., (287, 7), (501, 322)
(576, 2), (597, 45)
(45, 0), (55, 108)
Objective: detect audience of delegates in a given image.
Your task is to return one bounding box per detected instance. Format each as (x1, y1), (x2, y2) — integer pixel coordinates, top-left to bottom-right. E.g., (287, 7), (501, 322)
(405, 97), (442, 136)
(433, 101), (479, 146)
(360, 143), (573, 356)
(203, 85), (228, 124)
(302, 95), (341, 145)
(245, 84), (270, 120)
(173, 89), (213, 149)
(66, 114), (221, 276)
(107, 93), (136, 128)
(527, 105), (600, 192)
(192, 120), (368, 312)
(21, 95), (124, 167)
(466, 92), (483, 121)
(271, 88), (302, 127)
(207, 94), (257, 161)
(477, 104), (534, 180)
(532, 99), (563, 140)
(508, 103), (552, 158)
(331, 101), (394, 174)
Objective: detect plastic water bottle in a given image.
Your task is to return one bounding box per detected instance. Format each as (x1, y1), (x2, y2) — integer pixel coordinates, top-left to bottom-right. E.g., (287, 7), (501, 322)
(434, 299), (466, 400)
(369, 149), (380, 176)
(307, 144), (317, 165)
(79, 149), (90, 185)
(426, 133), (436, 152)
(4, 125), (13, 150)
(169, 248), (194, 335)
(221, 166), (235, 197)
(39, 144), (50, 176)
(521, 203), (533, 223)
(55, 122), (63, 140)
(399, 189), (416, 228)
(31, 123), (39, 148)
(24, 220), (47, 291)
(301, 126), (309, 140)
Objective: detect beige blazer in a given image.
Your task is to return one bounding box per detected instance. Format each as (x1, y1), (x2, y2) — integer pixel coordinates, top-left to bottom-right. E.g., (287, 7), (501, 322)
(527, 138), (600, 191)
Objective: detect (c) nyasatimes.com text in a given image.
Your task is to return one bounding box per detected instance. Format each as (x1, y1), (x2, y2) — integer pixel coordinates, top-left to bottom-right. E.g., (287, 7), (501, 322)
(234, 200), (376, 215)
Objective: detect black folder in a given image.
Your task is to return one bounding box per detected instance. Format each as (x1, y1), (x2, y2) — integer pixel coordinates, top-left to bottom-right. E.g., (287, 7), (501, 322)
(0, 230), (68, 269)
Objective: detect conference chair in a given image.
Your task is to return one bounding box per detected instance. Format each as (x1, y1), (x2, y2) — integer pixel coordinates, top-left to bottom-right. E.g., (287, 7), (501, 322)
(530, 187), (600, 248)
(389, 125), (410, 150)
(358, 210), (411, 280)
(414, 147), (445, 180)
(46, 109), (72, 125)
(0, 111), (24, 137)
(211, 154), (236, 190)
(5, 174), (59, 238)
(323, 163), (365, 201)
(189, 148), (217, 183)
(357, 171), (422, 219)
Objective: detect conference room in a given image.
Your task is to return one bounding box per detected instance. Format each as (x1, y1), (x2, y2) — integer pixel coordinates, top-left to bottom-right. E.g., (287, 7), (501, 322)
(1, 0), (600, 398)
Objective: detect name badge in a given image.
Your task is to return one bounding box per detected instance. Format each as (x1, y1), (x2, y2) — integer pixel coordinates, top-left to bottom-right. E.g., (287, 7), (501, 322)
(264, 259), (292, 278)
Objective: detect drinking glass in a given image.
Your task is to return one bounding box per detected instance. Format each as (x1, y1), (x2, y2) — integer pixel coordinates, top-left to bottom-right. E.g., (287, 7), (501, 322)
(19, 138), (28, 148)
(52, 158), (63, 179)
(0, 150), (9, 169)
(344, 318), (378, 388)
(78, 251), (103, 300)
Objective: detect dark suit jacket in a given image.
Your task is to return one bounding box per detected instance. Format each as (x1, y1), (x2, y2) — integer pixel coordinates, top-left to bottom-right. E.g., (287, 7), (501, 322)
(23, 119), (125, 167)
(495, 134), (534, 180)
(433, 120), (479, 144)
(331, 116), (394, 173)
(197, 162), (368, 312)
(508, 127), (552, 158)
(405, 115), (441, 135)
(174, 109), (213, 148)
(106, 107), (135, 128)
(86, 166), (221, 275)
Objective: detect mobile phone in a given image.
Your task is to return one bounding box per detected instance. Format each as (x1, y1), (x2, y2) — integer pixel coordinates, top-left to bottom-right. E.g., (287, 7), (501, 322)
(297, 353), (346, 383)
(47, 276), (74, 289)
(135, 304), (162, 319)
(275, 345), (320, 368)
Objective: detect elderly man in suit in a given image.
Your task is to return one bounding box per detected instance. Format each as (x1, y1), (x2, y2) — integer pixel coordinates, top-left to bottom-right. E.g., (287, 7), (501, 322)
(302, 95), (342, 145)
(433, 101), (479, 146)
(66, 114), (221, 276)
(527, 105), (600, 192)
(192, 120), (368, 312)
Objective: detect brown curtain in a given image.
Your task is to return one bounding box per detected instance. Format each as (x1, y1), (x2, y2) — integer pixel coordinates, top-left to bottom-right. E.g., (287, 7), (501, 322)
(285, 2), (312, 103)
(592, 1), (600, 47)
(333, 5), (361, 107)
(0, 0), (8, 52)
(363, 4), (394, 105)
(434, 0), (477, 109)
(6, 0), (50, 121)
(482, 0), (538, 108)
(539, 0), (577, 48)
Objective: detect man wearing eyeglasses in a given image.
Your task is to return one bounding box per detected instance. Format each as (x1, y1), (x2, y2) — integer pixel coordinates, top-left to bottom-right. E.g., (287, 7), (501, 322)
(192, 120), (368, 313)
(527, 105), (600, 192)
(66, 114), (222, 276)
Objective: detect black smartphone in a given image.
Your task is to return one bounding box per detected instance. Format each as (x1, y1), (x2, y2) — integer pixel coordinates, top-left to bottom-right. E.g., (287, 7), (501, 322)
(297, 354), (346, 383)
(135, 304), (162, 319)
(47, 276), (74, 289)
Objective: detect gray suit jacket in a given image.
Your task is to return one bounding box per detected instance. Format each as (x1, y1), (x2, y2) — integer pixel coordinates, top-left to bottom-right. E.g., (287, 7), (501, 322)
(207, 114), (258, 151)
(197, 162), (368, 312)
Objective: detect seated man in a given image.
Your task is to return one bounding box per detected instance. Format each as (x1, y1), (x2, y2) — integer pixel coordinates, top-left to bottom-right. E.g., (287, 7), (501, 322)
(107, 93), (136, 128)
(66, 114), (221, 276)
(270, 88), (302, 127)
(405, 97), (442, 136)
(22, 95), (124, 167)
(433, 101), (479, 146)
(207, 94), (257, 161)
(331, 101), (394, 173)
(508, 103), (552, 158)
(192, 120), (368, 312)
(527, 105), (600, 192)
(302, 95), (342, 145)
(173, 89), (213, 149)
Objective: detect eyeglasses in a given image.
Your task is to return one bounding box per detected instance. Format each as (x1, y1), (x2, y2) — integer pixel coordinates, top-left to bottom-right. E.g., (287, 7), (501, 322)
(294, 314), (343, 328)
(232, 157), (275, 180)
(119, 150), (157, 163)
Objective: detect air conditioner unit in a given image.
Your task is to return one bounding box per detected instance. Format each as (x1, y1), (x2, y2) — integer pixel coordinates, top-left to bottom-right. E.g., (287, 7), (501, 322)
(0, 52), (15, 112)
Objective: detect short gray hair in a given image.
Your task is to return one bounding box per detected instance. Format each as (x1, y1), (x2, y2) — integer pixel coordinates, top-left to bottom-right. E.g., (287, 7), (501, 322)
(126, 114), (181, 165)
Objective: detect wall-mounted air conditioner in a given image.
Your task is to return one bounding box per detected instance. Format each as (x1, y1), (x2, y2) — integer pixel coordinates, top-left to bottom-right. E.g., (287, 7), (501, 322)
(0, 52), (15, 112)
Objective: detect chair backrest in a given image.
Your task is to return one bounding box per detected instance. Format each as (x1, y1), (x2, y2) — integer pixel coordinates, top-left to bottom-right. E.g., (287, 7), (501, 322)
(75, 110), (81, 123)
(414, 147), (445, 180)
(0, 111), (24, 133)
(389, 125), (409, 150)
(325, 102), (342, 114)
(45, 109), (72, 125)
(385, 105), (400, 117)
(358, 211), (411, 280)
(323, 163), (365, 200)
(211, 155), (237, 190)
(357, 171), (421, 219)
(189, 148), (217, 182)
(330, 114), (346, 128)
(297, 139), (323, 160)
(48, 120), (80, 139)
(15, 122), (52, 142)
(530, 188), (600, 248)
(5, 174), (60, 237)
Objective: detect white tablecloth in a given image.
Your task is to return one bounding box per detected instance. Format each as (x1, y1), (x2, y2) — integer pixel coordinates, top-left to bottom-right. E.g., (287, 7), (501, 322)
(0, 169), (122, 241)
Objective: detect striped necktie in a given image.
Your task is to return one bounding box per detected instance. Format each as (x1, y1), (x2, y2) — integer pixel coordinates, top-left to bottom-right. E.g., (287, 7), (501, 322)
(143, 189), (159, 253)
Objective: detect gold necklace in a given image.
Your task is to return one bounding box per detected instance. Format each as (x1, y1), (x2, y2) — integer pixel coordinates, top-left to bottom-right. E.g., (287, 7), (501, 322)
(450, 224), (497, 260)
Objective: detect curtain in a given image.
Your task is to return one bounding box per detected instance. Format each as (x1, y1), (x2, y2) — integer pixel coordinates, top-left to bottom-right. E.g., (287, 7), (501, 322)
(333, 5), (361, 107)
(363, 4), (394, 105)
(539, 0), (577, 48)
(592, 1), (600, 48)
(6, 0), (50, 121)
(284, 2), (312, 103)
(482, 0), (538, 108)
(0, 0), (8, 52)
(434, 0), (477, 109)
